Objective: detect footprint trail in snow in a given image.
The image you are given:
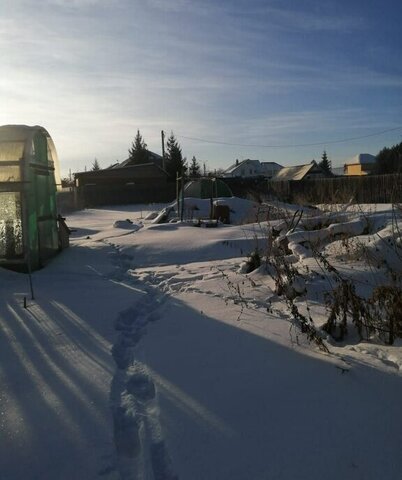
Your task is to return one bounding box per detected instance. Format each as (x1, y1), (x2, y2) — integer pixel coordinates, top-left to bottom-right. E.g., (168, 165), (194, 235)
(107, 243), (178, 480)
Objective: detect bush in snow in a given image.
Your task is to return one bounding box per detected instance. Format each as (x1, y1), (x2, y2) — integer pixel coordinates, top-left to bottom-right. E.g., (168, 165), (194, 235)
(369, 285), (402, 345)
(244, 249), (262, 273)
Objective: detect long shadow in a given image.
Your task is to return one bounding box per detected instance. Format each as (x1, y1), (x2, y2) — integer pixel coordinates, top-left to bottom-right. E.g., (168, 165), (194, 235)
(0, 251), (143, 480)
(0, 301), (114, 479)
(131, 290), (402, 480)
(8, 299), (111, 402)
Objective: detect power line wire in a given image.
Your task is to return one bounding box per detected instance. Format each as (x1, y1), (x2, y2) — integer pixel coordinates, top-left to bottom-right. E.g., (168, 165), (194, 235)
(177, 126), (402, 149)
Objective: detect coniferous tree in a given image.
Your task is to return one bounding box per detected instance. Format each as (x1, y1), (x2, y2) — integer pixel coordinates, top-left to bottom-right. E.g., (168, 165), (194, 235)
(91, 158), (100, 171)
(375, 142), (402, 174)
(128, 130), (148, 165)
(188, 156), (201, 177)
(165, 132), (187, 179)
(319, 150), (332, 175)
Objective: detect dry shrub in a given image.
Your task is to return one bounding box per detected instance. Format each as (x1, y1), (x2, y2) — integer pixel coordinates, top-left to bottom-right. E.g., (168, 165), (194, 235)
(323, 280), (373, 341)
(323, 281), (402, 345)
(370, 285), (402, 345)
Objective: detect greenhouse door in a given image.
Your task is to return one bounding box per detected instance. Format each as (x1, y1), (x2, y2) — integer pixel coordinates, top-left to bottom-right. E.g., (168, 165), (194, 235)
(0, 192), (23, 261)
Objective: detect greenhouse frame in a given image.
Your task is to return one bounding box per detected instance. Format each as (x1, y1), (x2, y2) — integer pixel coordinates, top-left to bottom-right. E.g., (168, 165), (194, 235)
(0, 125), (61, 271)
(183, 178), (233, 199)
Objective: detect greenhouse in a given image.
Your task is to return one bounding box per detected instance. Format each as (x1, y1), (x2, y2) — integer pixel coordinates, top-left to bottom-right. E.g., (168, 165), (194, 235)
(183, 178), (233, 199)
(0, 125), (61, 271)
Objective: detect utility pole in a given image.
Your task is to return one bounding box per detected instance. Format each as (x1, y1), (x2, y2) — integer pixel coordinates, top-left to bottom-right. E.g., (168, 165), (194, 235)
(161, 130), (165, 170)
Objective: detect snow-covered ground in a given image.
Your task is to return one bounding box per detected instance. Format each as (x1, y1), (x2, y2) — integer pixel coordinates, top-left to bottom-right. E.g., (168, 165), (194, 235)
(1, 200), (401, 480)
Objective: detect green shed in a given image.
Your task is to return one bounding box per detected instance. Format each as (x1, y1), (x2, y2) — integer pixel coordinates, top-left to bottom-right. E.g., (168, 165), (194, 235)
(0, 125), (62, 271)
(183, 178), (233, 199)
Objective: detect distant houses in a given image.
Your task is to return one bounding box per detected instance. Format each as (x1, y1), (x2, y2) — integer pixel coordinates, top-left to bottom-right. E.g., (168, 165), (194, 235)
(222, 159), (283, 179)
(267, 153), (378, 179)
(71, 148), (383, 208)
(221, 158), (335, 181)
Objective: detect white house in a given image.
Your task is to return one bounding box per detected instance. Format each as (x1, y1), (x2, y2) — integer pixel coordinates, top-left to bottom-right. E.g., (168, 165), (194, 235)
(222, 159), (283, 178)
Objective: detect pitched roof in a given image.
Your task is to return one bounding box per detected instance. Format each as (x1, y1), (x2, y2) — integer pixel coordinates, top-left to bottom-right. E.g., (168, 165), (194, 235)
(260, 161), (283, 168)
(108, 150), (163, 169)
(273, 161), (321, 181)
(224, 159), (260, 174)
(224, 159), (283, 175)
(345, 153), (376, 165)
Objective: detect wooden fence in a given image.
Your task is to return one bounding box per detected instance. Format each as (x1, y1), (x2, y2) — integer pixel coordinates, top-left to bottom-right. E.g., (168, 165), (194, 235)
(56, 183), (176, 211)
(57, 174), (401, 212)
(267, 174), (402, 204)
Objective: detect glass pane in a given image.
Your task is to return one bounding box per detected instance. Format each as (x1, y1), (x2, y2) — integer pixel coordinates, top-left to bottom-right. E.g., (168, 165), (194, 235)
(0, 141), (24, 162)
(0, 192), (23, 258)
(0, 165), (21, 182)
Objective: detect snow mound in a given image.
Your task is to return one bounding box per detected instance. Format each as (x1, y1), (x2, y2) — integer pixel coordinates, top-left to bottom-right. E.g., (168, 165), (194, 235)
(113, 220), (143, 231)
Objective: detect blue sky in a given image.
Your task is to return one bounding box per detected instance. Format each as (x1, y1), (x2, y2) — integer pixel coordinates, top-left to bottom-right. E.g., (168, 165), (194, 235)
(1, 0), (402, 176)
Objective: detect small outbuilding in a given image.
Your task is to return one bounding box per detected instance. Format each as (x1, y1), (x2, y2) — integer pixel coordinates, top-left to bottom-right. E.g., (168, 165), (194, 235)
(0, 125), (61, 271)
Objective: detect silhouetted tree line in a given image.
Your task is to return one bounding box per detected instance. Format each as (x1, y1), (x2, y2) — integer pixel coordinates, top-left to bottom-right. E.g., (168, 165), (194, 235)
(375, 141), (402, 174)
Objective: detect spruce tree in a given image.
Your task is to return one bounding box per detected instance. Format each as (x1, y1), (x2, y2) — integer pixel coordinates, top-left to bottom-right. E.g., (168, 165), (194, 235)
(189, 156), (201, 177)
(319, 150), (332, 175)
(91, 158), (100, 171)
(165, 132), (187, 179)
(128, 130), (148, 165)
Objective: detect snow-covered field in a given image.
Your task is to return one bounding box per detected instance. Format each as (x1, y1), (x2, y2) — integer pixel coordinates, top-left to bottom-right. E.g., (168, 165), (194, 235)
(1, 200), (401, 480)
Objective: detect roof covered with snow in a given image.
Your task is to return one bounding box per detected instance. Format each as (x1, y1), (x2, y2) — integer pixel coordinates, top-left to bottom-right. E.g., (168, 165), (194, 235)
(223, 159), (283, 177)
(108, 150), (164, 169)
(260, 161), (283, 168)
(224, 159), (260, 174)
(272, 161), (323, 181)
(345, 153), (376, 165)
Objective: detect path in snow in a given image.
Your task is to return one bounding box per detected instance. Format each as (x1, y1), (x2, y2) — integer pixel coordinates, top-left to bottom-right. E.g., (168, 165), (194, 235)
(106, 241), (178, 480)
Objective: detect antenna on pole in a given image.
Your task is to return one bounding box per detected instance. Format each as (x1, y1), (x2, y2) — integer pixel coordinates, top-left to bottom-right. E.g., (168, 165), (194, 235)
(161, 130), (165, 170)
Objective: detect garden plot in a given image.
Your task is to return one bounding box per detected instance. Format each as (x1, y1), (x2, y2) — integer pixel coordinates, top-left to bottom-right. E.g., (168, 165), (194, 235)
(1, 201), (401, 480)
